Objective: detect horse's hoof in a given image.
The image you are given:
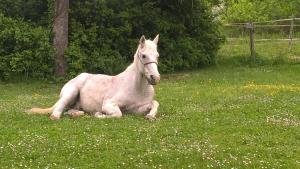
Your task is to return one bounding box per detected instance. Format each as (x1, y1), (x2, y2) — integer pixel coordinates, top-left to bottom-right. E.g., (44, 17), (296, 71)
(69, 111), (84, 118)
(145, 114), (156, 121)
(50, 115), (60, 120)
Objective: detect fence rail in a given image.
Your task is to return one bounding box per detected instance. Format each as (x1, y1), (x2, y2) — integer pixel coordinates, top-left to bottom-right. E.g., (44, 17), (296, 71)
(253, 18), (300, 24)
(227, 38), (300, 41)
(226, 18), (300, 25)
(224, 24), (300, 27)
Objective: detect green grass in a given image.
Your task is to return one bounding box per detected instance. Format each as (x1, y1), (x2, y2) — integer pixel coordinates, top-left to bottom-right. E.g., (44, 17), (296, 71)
(218, 38), (300, 66)
(1, 65), (300, 168)
(1, 41), (300, 168)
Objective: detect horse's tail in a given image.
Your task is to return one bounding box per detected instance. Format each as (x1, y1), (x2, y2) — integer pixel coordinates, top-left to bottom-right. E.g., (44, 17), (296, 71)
(27, 106), (54, 115)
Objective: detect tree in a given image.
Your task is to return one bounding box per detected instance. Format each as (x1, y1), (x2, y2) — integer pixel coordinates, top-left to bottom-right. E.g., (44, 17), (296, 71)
(53, 0), (69, 76)
(221, 0), (300, 23)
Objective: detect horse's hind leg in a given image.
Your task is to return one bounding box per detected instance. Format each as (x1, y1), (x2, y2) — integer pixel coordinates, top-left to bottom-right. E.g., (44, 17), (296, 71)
(50, 86), (79, 120)
(66, 109), (85, 118)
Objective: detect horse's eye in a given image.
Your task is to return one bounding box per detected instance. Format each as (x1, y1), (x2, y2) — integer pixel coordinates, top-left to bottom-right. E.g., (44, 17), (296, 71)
(142, 55), (146, 59)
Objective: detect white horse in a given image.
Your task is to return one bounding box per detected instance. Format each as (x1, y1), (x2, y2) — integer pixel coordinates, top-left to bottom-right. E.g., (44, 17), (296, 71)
(29, 35), (160, 120)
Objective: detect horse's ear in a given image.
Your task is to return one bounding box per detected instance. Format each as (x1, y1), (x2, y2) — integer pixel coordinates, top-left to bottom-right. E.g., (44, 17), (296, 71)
(153, 34), (159, 44)
(139, 35), (146, 48)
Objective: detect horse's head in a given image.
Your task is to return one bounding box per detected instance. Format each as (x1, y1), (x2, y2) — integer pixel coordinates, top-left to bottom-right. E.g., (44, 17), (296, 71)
(137, 34), (160, 85)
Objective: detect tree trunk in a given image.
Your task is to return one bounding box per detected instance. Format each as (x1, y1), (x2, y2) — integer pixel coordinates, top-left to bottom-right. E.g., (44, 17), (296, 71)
(53, 0), (69, 76)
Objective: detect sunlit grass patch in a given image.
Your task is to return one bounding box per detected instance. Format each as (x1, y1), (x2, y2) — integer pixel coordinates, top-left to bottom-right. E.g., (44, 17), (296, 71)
(241, 83), (300, 92)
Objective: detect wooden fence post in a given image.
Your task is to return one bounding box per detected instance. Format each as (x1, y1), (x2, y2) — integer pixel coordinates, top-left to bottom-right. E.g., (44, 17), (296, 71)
(246, 22), (255, 61)
(289, 16), (295, 51)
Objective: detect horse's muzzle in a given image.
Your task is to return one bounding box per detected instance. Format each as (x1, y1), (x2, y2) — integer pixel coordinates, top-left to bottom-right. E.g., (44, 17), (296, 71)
(147, 75), (160, 85)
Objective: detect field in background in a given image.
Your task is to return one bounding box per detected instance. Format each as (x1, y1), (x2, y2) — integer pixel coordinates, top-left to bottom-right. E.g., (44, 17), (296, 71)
(1, 49), (300, 168)
(220, 18), (300, 66)
(218, 38), (300, 66)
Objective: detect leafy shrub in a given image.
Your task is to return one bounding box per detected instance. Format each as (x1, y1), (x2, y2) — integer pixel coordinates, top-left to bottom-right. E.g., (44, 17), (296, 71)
(222, 0), (300, 23)
(0, 14), (54, 80)
(0, 0), (48, 26)
(67, 0), (223, 75)
(65, 23), (127, 77)
(0, 0), (223, 79)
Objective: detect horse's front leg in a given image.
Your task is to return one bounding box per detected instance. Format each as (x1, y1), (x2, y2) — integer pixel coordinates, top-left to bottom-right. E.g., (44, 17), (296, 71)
(94, 101), (122, 119)
(146, 100), (159, 120)
(136, 100), (159, 120)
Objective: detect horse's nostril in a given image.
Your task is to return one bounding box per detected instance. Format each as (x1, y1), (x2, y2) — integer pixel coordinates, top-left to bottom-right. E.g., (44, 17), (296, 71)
(150, 75), (155, 80)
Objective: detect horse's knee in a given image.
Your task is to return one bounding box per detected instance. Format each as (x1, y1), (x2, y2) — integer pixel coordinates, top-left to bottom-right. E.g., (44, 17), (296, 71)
(94, 111), (122, 119)
(145, 100), (159, 120)
(138, 104), (152, 114)
(111, 112), (122, 118)
(153, 100), (159, 107)
(104, 109), (122, 117)
(102, 102), (122, 118)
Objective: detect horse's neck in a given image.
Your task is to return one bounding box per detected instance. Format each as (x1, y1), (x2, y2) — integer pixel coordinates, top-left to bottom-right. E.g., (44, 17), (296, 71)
(118, 48), (149, 91)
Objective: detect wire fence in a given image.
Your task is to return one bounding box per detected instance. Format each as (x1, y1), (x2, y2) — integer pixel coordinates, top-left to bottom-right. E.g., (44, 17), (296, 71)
(220, 17), (300, 63)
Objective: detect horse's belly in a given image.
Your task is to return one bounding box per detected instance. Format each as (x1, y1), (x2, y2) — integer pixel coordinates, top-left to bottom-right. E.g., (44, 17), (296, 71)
(78, 74), (112, 113)
(79, 95), (102, 113)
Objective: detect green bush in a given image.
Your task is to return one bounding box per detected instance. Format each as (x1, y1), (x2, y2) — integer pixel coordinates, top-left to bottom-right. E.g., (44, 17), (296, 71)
(0, 0), (48, 26)
(67, 0), (223, 75)
(0, 14), (54, 80)
(222, 0), (300, 23)
(0, 0), (223, 79)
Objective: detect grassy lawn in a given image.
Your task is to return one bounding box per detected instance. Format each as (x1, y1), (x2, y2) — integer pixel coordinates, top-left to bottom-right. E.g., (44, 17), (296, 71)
(1, 65), (300, 168)
(1, 41), (300, 168)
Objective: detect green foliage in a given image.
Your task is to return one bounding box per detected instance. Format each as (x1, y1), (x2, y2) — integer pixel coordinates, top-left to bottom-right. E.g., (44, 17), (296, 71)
(67, 0), (223, 75)
(224, 0), (267, 22)
(222, 0), (300, 22)
(0, 0), (223, 79)
(0, 14), (54, 80)
(0, 0), (48, 26)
